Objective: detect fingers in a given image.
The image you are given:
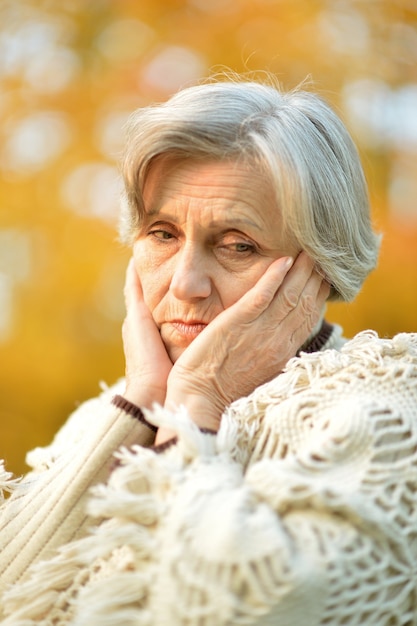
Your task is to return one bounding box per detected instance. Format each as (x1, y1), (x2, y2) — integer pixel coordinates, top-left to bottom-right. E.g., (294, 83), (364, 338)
(277, 252), (315, 310)
(233, 256), (294, 321)
(219, 252), (327, 331)
(276, 252), (330, 345)
(277, 252), (329, 316)
(124, 257), (153, 326)
(318, 277), (331, 305)
(122, 258), (151, 352)
(244, 251), (329, 346)
(124, 257), (142, 312)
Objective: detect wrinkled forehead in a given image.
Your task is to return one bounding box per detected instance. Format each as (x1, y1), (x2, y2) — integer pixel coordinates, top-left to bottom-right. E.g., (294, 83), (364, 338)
(142, 152), (271, 197)
(141, 154), (272, 210)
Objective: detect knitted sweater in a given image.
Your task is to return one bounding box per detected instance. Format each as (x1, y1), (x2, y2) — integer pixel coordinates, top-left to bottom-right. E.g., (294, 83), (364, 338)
(0, 380), (157, 598)
(2, 328), (417, 625)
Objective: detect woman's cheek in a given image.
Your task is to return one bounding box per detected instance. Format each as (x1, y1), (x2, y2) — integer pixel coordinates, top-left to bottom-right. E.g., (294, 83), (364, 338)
(145, 278), (165, 314)
(223, 261), (274, 306)
(132, 245), (164, 311)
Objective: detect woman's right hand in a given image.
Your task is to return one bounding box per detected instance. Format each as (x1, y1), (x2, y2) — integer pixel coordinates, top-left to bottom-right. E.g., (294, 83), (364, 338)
(122, 258), (173, 409)
(163, 252), (329, 432)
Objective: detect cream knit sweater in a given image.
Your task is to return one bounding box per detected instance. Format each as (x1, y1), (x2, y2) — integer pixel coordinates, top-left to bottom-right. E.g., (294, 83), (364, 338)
(0, 380), (157, 598)
(1, 329), (417, 625)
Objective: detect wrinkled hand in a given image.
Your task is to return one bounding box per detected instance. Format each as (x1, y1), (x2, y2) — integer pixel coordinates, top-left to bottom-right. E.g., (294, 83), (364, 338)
(165, 252), (330, 431)
(122, 259), (172, 408)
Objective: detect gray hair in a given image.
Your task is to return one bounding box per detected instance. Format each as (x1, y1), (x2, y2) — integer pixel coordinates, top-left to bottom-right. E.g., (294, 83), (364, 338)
(120, 75), (381, 301)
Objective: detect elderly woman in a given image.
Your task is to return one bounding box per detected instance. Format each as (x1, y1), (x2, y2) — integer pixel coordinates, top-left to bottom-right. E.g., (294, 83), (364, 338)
(120, 77), (377, 442)
(1, 75), (416, 625)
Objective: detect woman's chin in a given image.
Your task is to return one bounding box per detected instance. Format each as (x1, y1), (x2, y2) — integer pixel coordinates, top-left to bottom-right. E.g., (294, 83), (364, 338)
(167, 344), (186, 363)
(161, 325), (200, 363)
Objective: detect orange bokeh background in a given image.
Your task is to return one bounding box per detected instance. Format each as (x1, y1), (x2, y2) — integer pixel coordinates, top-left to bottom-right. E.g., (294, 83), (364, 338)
(1, 0), (416, 475)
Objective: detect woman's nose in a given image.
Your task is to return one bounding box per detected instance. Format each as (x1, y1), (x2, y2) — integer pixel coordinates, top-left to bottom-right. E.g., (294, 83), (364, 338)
(169, 245), (212, 300)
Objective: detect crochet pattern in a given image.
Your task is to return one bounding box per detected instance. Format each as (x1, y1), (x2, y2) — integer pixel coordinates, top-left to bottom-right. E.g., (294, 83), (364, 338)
(1, 331), (417, 625)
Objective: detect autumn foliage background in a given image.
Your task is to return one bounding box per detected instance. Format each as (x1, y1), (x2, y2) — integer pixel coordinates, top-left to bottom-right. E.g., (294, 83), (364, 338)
(1, 0), (416, 475)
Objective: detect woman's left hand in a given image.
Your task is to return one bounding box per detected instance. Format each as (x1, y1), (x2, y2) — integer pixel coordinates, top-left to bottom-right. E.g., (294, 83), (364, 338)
(164, 252), (330, 431)
(122, 259), (173, 409)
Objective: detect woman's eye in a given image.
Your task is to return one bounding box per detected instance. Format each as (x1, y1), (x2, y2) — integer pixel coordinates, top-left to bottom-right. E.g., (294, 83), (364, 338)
(221, 240), (256, 254)
(216, 230), (258, 255)
(149, 229), (175, 240)
(233, 242), (254, 253)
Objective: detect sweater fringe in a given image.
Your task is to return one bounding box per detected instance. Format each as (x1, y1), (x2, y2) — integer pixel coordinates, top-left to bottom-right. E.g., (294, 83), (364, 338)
(0, 461), (22, 502)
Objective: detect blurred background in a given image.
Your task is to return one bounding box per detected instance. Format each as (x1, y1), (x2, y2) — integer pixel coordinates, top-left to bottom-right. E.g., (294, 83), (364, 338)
(1, 0), (416, 475)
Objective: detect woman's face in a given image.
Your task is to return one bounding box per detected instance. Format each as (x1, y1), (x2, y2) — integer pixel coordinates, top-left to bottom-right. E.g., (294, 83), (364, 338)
(133, 157), (297, 362)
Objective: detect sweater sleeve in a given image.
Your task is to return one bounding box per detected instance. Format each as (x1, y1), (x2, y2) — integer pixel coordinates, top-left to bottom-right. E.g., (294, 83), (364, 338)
(0, 383), (156, 594)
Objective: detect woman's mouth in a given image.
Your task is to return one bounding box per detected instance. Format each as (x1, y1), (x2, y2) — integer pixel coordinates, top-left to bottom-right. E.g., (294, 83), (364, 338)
(170, 321), (208, 338)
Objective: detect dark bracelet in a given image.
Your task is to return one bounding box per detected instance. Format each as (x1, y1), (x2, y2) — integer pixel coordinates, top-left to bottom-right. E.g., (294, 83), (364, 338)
(151, 427), (217, 454)
(152, 436), (179, 454)
(111, 395), (158, 433)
